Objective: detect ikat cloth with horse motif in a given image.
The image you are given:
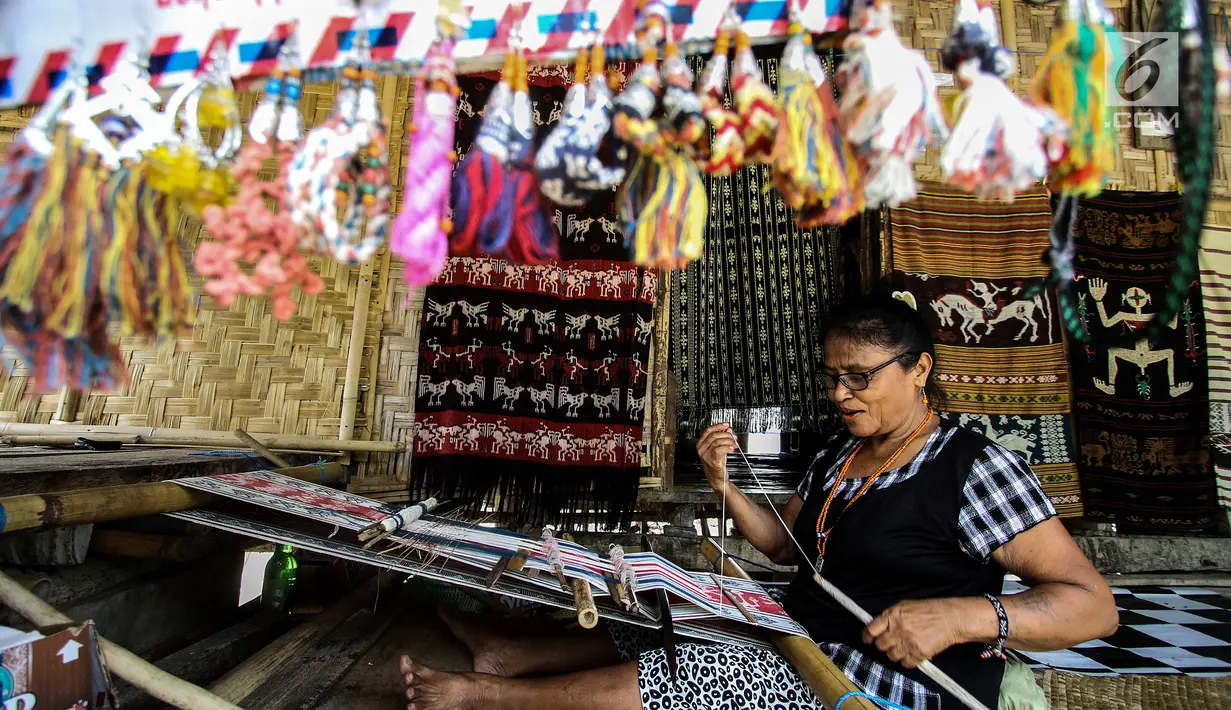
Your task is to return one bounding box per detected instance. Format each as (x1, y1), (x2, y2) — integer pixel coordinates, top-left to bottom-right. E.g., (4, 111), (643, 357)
(1068, 192), (1217, 531)
(888, 185), (1083, 518)
(411, 77), (652, 531)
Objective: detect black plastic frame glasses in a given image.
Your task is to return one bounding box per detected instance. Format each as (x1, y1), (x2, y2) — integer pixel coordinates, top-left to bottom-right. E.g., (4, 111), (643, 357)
(821, 353), (914, 391)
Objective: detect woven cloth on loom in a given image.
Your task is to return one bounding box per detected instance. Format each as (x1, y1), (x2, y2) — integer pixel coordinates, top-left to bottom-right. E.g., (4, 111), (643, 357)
(671, 51), (841, 437)
(1068, 192), (1217, 531)
(888, 185), (1083, 518)
(1200, 225), (1231, 514)
(410, 77), (651, 531)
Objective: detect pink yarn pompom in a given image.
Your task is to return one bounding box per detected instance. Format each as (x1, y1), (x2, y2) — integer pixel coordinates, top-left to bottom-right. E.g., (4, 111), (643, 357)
(194, 140), (323, 320)
(390, 39), (457, 293)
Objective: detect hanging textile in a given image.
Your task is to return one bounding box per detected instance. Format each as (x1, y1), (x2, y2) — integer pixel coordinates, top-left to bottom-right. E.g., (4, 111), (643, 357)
(1199, 224), (1231, 517)
(888, 185), (1083, 518)
(410, 77), (652, 531)
(1069, 192), (1217, 532)
(672, 50), (841, 437)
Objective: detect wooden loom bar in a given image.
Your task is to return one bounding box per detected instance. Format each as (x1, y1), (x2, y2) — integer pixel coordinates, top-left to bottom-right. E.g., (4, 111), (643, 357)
(0, 463), (344, 534)
(339, 259), (375, 448)
(700, 539), (879, 710)
(0, 423), (404, 453)
(0, 569), (243, 710)
(561, 533), (600, 628)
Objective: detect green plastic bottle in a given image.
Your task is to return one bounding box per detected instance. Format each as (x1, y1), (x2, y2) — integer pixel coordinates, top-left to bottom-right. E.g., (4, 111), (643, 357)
(261, 545), (298, 612)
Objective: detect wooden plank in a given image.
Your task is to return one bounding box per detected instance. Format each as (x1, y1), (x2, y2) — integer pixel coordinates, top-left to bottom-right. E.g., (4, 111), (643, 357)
(240, 587), (409, 710)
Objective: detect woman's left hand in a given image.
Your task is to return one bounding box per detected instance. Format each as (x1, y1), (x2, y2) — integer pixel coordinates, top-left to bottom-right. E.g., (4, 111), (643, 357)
(862, 598), (979, 669)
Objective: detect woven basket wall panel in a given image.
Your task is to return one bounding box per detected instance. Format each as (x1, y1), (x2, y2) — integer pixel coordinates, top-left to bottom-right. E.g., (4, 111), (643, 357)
(0, 78), (413, 452)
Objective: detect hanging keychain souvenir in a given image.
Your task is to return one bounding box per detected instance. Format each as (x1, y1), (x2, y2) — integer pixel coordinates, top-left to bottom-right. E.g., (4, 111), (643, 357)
(837, 0), (948, 207)
(797, 46), (863, 226)
(391, 9), (463, 288)
(612, 7), (667, 158)
(617, 5), (706, 271)
(772, 18), (843, 217)
(288, 25), (391, 265)
(196, 37), (324, 321)
(940, 0), (1065, 200)
(537, 21), (626, 207)
(499, 43), (560, 263)
(1029, 0), (1120, 196)
(450, 43), (517, 257)
(732, 27), (780, 164)
(698, 17), (745, 176)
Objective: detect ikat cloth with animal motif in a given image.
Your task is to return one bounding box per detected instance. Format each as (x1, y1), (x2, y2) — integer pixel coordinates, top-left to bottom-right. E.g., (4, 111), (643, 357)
(671, 52), (842, 437)
(1067, 192), (1217, 531)
(888, 185), (1083, 518)
(1199, 225), (1231, 516)
(411, 77), (651, 531)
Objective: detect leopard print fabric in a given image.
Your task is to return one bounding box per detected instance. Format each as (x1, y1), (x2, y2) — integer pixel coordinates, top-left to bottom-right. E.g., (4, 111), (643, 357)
(608, 622), (824, 710)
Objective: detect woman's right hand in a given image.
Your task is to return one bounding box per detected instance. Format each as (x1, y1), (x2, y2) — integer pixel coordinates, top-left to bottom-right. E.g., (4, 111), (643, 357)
(697, 424), (738, 493)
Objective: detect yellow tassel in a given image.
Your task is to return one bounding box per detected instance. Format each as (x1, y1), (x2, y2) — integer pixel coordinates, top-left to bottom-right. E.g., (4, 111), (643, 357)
(101, 164), (144, 335)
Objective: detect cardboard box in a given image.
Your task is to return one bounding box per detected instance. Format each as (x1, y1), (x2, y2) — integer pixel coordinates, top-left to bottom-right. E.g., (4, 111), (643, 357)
(1, 622), (113, 709)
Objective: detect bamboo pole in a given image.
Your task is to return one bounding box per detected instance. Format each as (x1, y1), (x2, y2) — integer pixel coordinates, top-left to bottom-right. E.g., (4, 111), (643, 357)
(700, 539), (879, 710)
(561, 533), (600, 628)
(339, 260), (375, 447)
(233, 428), (293, 469)
(51, 387), (80, 424)
(998, 0), (1019, 92)
(0, 423), (403, 453)
(0, 462), (344, 534)
(0, 569), (243, 710)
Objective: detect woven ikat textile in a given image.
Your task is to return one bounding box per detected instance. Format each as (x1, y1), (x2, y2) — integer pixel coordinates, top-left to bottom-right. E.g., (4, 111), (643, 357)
(889, 186), (1083, 518)
(411, 77), (651, 530)
(672, 52), (841, 437)
(1068, 192), (1217, 531)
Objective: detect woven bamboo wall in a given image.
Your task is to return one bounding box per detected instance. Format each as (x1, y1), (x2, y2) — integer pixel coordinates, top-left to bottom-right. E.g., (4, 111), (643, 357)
(0, 79), (414, 483)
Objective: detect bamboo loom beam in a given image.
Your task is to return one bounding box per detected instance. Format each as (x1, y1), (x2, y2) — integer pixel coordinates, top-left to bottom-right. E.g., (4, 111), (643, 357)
(0, 422), (403, 453)
(233, 428), (293, 469)
(0, 569), (243, 710)
(700, 539), (879, 710)
(0, 462), (344, 534)
(561, 533), (600, 629)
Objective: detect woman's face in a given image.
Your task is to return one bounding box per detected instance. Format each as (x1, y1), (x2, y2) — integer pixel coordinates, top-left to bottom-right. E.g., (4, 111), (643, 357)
(823, 335), (931, 438)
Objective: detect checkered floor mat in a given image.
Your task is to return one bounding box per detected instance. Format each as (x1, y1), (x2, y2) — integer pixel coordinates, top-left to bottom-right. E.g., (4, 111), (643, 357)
(1003, 581), (1231, 676)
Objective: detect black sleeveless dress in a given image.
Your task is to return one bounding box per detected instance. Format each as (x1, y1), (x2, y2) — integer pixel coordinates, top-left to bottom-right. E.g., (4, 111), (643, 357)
(783, 424), (1056, 709)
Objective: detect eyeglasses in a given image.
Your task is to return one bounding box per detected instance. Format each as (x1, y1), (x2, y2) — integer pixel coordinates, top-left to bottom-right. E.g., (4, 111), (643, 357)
(821, 353), (914, 392)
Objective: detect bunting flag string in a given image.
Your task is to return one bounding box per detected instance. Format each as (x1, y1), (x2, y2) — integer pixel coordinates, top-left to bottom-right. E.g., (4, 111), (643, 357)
(0, 0), (849, 110)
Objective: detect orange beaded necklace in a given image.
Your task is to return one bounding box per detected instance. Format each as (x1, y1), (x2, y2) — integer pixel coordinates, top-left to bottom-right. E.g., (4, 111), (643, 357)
(813, 410), (934, 573)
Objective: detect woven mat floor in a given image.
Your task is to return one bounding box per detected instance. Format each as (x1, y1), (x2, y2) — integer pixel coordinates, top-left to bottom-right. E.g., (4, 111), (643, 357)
(1037, 669), (1231, 709)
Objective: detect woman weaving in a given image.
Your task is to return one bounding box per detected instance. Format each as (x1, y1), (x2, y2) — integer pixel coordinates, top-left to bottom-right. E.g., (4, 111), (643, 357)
(400, 296), (1119, 710)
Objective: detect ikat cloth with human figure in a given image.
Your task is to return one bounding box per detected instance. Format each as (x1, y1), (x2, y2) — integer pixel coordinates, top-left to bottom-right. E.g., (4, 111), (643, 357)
(888, 185), (1083, 518)
(410, 76), (651, 531)
(1068, 192), (1217, 531)
(1199, 225), (1231, 515)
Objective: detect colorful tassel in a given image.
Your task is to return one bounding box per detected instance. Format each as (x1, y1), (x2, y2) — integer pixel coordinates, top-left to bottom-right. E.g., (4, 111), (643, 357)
(837, 0), (949, 207)
(698, 28), (746, 176)
(802, 49), (865, 226)
(450, 51), (516, 256)
(391, 37), (458, 287)
(941, 0), (1066, 200)
(732, 30), (780, 163)
(1029, 3), (1120, 196)
(773, 26), (843, 215)
(501, 49), (560, 264)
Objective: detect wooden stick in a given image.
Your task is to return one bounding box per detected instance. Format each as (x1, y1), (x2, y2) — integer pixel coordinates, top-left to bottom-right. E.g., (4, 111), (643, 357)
(210, 575), (392, 703)
(233, 428), (293, 469)
(998, 0), (1019, 92)
(51, 386), (80, 424)
(700, 539), (880, 710)
(709, 572), (757, 624)
(339, 259), (375, 447)
(231, 428), (290, 467)
(0, 423), (404, 453)
(0, 462), (344, 534)
(0, 569), (242, 710)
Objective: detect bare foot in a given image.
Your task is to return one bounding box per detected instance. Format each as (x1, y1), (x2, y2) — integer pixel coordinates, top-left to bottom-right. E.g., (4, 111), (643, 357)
(401, 655), (487, 710)
(438, 607), (522, 676)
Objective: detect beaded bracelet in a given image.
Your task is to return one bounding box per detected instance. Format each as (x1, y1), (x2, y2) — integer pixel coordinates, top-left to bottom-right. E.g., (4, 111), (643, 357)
(981, 593), (1009, 660)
